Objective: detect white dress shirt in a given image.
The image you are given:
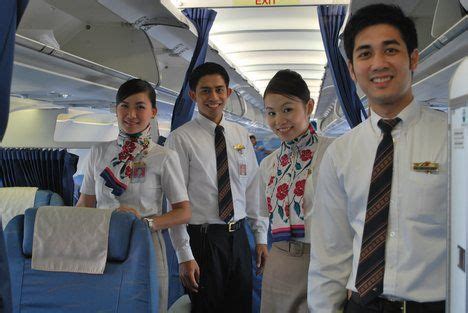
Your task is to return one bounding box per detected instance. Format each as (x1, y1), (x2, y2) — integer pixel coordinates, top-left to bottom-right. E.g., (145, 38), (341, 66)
(308, 100), (448, 312)
(259, 136), (334, 243)
(81, 141), (189, 217)
(166, 114), (269, 263)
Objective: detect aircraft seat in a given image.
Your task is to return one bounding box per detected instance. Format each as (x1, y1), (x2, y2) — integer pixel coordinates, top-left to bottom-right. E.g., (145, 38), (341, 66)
(34, 189), (64, 207)
(0, 220), (12, 312)
(73, 174), (83, 205)
(0, 187), (64, 229)
(4, 208), (158, 313)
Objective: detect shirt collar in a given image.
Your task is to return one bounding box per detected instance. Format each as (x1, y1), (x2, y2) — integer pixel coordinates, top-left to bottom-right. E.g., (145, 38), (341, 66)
(195, 113), (226, 134)
(369, 98), (421, 135)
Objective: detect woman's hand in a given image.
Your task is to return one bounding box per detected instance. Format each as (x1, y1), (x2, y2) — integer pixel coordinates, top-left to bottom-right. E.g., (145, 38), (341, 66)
(116, 206), (141, 219)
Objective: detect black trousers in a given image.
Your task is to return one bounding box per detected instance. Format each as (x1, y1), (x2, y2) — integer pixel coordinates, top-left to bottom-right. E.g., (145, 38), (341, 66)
(344, 293), (445, 313)
(187, 221), (252, 313)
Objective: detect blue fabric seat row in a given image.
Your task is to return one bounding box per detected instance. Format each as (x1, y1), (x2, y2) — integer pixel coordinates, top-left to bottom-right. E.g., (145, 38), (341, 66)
(3, 208), (158, 313)
(0, 220), (12, 313)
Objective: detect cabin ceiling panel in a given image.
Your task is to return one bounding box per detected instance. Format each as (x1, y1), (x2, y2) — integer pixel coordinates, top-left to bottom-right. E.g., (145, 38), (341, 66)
(208, 5), (326, 107)
(254, 80), (322, 88)
(244, 69), (323, 81)
(228, 51), (326, 66)
(241, 64), (326, 72)
(210, 31), (324, 53)
(211, 6), (320, 31)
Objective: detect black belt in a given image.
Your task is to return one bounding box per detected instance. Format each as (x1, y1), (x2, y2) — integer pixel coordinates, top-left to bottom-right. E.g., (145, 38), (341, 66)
(187, 219), (245, 234)
(350, 292), (445, 312)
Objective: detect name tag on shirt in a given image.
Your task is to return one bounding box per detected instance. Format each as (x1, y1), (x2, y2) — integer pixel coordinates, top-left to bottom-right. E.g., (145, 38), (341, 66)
(131, 161), (146, 183)
(239, 163), (247, 176)
(412, 161), (439, 174)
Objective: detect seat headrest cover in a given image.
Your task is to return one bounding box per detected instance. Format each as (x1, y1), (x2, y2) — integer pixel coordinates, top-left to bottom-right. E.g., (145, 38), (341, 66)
(23, 208), (135, 262)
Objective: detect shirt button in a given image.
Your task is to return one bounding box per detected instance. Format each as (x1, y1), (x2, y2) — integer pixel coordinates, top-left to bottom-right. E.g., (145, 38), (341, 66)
(389, 231), (396, 237)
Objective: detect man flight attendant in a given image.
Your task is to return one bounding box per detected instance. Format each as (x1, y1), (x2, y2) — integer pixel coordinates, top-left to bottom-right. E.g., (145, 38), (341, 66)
(308, 4), (447, 313)
(166, 62), (269, 313)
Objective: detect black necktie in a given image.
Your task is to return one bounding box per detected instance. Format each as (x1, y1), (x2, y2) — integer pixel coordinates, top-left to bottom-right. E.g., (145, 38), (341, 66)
(356, 118), (401, 304)
(215, 125), (234, 223)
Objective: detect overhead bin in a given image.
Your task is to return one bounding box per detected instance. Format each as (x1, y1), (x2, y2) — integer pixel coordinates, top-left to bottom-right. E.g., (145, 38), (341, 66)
(17, 0), (163, 87)
(13, 0), (270, 131)
(95, 0), (269, 127)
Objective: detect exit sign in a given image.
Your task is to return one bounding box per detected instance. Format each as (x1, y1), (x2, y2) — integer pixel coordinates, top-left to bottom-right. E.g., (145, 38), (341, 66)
(234, 0), (300, 5)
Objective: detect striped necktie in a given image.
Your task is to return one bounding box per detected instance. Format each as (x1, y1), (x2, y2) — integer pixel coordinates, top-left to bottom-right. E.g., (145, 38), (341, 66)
(215, 125), (234, 223)
(356, 117), (401, 304)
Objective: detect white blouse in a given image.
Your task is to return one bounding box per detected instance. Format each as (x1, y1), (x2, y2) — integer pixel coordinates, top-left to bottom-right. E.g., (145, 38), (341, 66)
(81, 141), (189, 217)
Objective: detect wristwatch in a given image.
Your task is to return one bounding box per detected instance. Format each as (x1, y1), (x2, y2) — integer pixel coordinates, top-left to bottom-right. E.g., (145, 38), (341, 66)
(144, 217), (155, 232)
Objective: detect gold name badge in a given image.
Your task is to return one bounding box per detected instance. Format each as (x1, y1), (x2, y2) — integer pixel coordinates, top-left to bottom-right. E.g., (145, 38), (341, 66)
(412, 161), (439, 174)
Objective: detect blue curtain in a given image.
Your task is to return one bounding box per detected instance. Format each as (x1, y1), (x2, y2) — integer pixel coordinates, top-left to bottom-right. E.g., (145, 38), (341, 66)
(0, 0), (29, 141)
(0, 148), (78, 205)
(317, 5), (367, 128)
(0, 221), (12, 313)
(170, 8), (217, 131)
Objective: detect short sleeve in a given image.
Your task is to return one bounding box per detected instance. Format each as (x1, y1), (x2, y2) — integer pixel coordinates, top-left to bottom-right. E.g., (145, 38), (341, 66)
(161, 148), (189, 205)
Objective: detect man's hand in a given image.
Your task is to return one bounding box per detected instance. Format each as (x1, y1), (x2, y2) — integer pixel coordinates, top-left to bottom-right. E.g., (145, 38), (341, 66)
(255, 244), (268, 275)
(179, 260), (200, 293)
(116, 206), (141, 219)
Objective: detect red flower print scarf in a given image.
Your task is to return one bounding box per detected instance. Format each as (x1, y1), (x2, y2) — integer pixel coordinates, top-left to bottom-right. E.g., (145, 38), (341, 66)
(266, 124), (318, 242)
(100, 125), (154, 196)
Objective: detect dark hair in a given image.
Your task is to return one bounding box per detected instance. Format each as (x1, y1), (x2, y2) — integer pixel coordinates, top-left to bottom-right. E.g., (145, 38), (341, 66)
(188, 62), (230, 91)
(263, 69), (310, 104)
(116, 79), (156, 108)
(249, 135), (256, 139)
(343, 4), (418, 61)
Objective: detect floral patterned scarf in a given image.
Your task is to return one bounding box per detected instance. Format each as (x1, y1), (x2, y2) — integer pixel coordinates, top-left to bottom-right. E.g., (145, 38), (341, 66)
(100, 125), (154, 196)
(266, 123), (318, 242)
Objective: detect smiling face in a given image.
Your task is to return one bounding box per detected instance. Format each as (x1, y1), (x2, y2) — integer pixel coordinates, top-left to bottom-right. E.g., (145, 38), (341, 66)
(116, 92), (157, 135)
(189, 74), (232, 124)
(264, 93), (313, 142)
(348, 24), (419, 117)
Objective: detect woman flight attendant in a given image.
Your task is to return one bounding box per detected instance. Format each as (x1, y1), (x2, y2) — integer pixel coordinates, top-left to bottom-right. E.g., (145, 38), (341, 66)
(259, 70), (333, 312)
(76, 79), (191, 313)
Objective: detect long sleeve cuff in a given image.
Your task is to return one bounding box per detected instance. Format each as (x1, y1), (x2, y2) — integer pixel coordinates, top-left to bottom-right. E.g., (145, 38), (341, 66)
(175, 247), (195, 264)
(255, 231), (268, 245)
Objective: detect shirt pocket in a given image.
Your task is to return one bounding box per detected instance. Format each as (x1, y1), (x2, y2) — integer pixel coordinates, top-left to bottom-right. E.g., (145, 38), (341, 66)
(140, 175), (162, 201)
(406, 171), (447, 225)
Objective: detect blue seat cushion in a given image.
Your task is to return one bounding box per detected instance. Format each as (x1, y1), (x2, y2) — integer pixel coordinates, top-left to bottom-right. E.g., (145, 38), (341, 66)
(34, 190), (64, 207)
(22, 208), (134, 262)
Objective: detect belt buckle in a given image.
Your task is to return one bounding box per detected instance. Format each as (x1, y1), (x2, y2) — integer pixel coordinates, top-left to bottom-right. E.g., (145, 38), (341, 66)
(288, 241), (303, 257)
(228, 221), (236, 232)
(382, 296), (406, 312)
